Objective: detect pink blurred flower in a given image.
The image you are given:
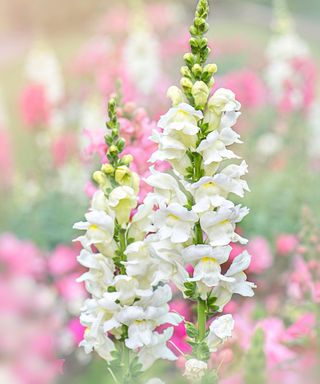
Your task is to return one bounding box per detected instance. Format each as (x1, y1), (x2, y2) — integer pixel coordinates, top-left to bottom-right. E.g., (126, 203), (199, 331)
(51, 132), (78, 167)
(276, 234), (298, 255)
(68, 318), (85, 345)
(257, 318), (296, 366)
(0, 233), (45, 278)
(20, 83), (50, 128)
(56, 272), (86, 302)
(283, 313), (316, 342)
(247, 237), (273, 274)
(218, 70), (266, 109)
(48, 244), (78, 276)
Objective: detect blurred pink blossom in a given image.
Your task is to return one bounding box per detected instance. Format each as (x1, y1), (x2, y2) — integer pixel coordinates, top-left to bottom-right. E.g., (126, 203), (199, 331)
(276, 234), (298, 255)
(19, 83), (50, 128)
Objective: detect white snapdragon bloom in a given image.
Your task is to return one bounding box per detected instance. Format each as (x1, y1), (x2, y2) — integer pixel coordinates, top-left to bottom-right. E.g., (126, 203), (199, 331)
(128, 198), (155, 241)
(183, 358), (208, 381)
(117, 285), (182, 350)
(138, 328), (177, 371)
(196, 127), (241, 166)
(146, 168), (187, 205)
(77, 249), (115, 297)
(80, 294), (121, 358)
(212, 251), (256, 310)
(80, 326), (115, 361)
(73, 210), (114, 247)
(113, 275), (152, 305)
(149, 130), (191, 175)
(159, 103), (203, 148)
(207, 314), (234, 352)
(200, 201), (249, 246)
(153, 203), (198, 243)
(189, 160), (249, 213)
(148, 240), (189, 289)
(108, 186), (138, 225)
(123, 241), (151, 278)
(184, 245), (232, 299)
(205, 88), (241, 131)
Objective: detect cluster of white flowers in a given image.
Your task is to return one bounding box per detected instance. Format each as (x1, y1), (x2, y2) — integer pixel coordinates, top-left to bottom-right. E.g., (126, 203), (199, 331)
(146, 87), (255, 355)
(133, 1), (255, 377)
(74, 99), (181, 380)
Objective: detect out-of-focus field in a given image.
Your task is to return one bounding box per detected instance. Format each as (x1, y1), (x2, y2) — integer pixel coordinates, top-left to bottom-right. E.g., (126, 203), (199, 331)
(0, 1), (320, 383)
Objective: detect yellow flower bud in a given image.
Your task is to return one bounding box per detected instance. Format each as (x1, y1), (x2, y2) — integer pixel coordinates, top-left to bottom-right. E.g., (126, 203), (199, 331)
(192, 81), (209, 108)
(108, 145), (118, 154)
(167, 86), (184, 106)
(180, 77), (193, 92)
(180, 66), (192, 78)
(92, 171), (108, 186)
(101, 163), (114, 174)
(115, 166), (131, 185)
(192, 64), (203, 77)
(121, 154), (134, 165)
(204, 63), (218, 75)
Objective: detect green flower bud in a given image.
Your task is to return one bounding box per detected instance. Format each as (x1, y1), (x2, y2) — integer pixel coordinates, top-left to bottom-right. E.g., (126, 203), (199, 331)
(101, 163), (114, 174)
(183, 53), (195, 67)
(180, 77), (193, 92)
(192, 64), (203, 77)
(189, 25), (197, 36)
(194, 17), (205, 28)
(192, 81), (209, 108)
(116, 138), (125, 152)
(180, 66), (192, 78)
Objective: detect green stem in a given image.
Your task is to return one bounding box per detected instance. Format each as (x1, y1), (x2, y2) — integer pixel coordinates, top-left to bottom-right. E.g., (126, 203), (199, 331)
(195, 221), (204, 244)
(197, 298), (206, 341)
(118, 227), (127, 274)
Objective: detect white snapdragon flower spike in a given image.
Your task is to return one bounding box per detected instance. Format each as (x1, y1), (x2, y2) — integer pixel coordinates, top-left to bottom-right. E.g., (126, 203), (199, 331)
(153, 203), (198, 243)
(145, 0), (255, 374)
(75, 98), (182, 382)
(207, 314), (234, 352)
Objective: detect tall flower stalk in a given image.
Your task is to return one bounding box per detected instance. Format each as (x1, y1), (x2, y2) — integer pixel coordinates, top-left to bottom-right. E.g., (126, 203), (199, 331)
(146, 0), (255, 380)
(74, 98), (181, 384)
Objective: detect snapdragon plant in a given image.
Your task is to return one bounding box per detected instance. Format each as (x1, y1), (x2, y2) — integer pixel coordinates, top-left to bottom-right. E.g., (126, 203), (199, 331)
(74, 98), (181, 384)
(146, 0), (255, 381)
